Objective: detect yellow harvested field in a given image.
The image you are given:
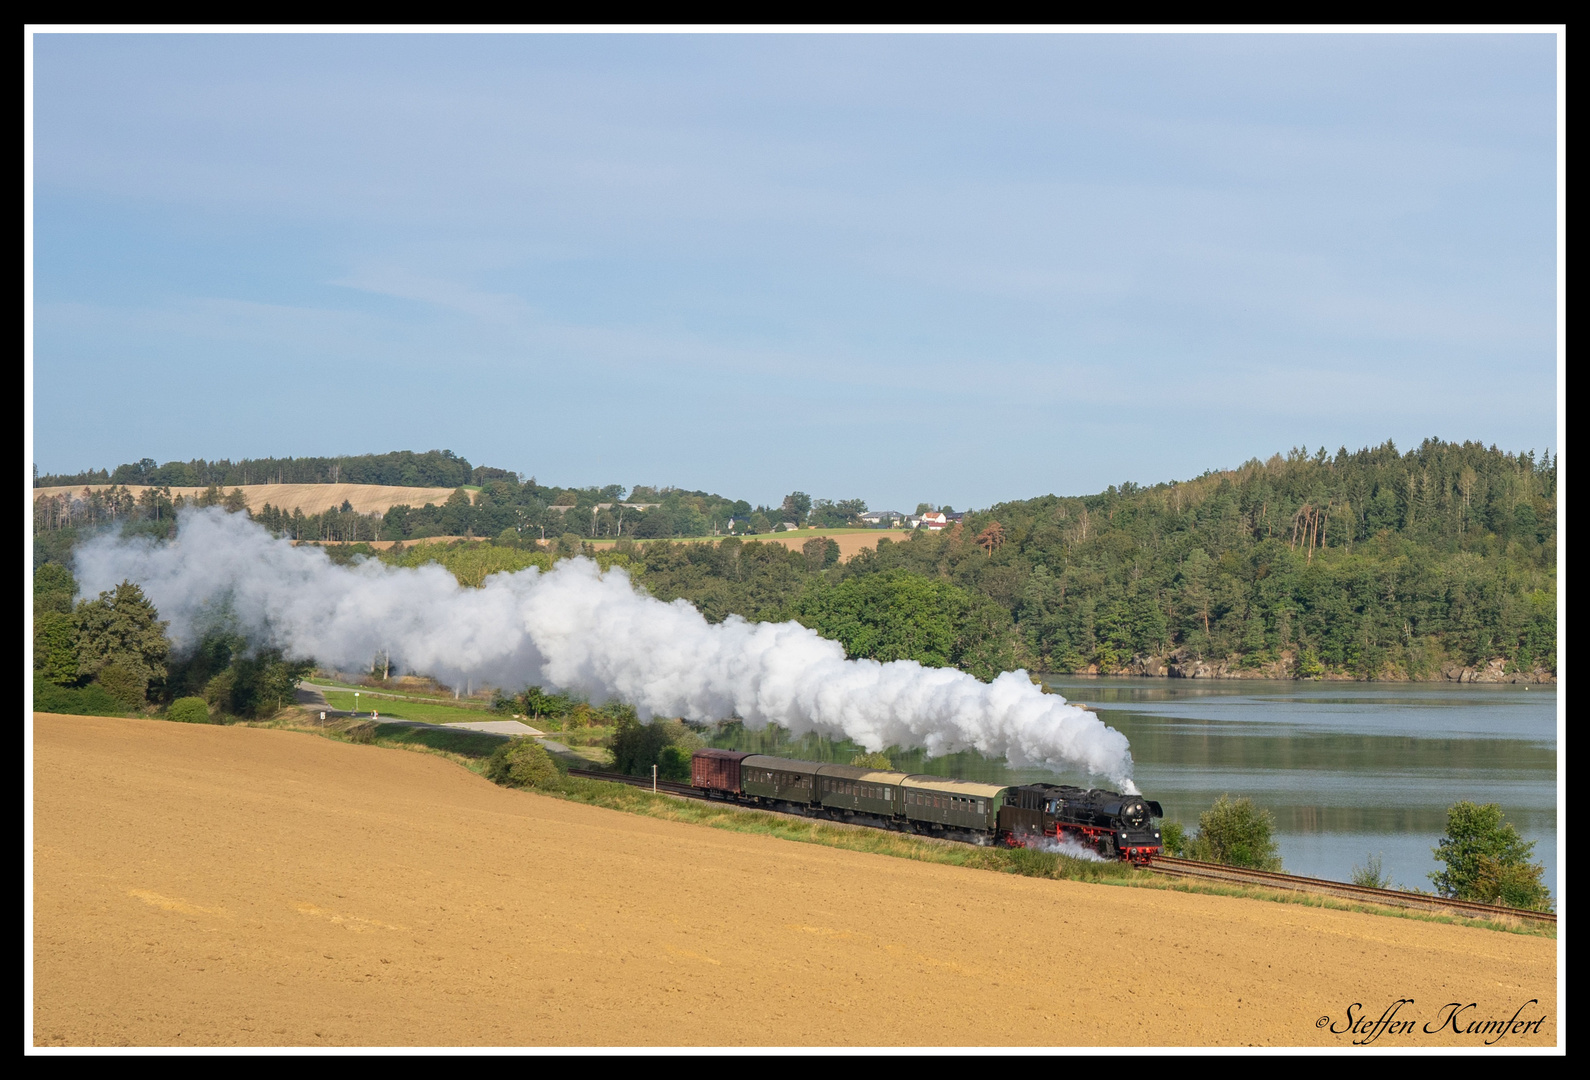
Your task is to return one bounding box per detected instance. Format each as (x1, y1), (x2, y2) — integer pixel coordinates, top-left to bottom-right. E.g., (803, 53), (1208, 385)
(31, 483), (464, 515)
(32, 713), (1558, 1048)
(591, 530), (910, 561)
(293, 537), (468, 550)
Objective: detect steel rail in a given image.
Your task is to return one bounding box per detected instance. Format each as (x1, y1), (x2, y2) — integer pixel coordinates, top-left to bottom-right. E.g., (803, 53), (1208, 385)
(1147, 856), (1555, 925)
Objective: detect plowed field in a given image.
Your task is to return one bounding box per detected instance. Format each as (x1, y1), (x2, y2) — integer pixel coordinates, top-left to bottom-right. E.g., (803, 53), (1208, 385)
(31, 714), (1558, 1048)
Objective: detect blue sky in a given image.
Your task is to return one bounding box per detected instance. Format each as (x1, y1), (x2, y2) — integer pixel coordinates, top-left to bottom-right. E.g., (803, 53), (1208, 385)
(30, 32), (1559, 511)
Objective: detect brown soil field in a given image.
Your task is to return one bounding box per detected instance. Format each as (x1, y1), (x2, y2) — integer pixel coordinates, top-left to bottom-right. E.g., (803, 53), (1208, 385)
(32, 713), (1558, 1049)
(591, 530), (908, 562)
(31, 483), (463, 516)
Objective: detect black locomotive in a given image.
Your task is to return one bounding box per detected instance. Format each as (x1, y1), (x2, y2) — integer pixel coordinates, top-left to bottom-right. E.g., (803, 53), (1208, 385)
(999, 782), (1164, 862)
(691, 750), (1165, 863)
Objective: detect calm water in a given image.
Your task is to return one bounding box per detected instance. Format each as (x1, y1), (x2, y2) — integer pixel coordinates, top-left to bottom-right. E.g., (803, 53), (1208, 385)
(709, 678), (1559, 898)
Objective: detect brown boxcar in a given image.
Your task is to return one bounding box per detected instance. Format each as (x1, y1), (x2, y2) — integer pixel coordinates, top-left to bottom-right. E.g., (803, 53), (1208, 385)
(692, 749), (753, 793)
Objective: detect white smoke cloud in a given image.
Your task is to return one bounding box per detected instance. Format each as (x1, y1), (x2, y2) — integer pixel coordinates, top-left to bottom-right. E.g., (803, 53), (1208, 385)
(74, 508), (1137, 785)
(1023, 835), (1109, 862)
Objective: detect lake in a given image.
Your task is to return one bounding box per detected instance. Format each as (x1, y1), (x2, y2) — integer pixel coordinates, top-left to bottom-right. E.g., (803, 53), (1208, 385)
(708, 677), (1559, 899)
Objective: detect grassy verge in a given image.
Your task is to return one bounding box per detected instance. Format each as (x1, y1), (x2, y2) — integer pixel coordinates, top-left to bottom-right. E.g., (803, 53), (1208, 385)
(243, 709), (1553, 938)
(307, 676), (496, 708)
(318, 690), (504, 725)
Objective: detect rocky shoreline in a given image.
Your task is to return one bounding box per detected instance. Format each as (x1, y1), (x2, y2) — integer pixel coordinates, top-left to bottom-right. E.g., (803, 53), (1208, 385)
(1066, 652), (1555, 684)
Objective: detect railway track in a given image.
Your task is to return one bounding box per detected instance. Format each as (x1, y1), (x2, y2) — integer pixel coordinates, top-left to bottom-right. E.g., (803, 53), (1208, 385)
(567, 770), (1555, 927)
(1147, 856), (1556, 925)
(568, 768), (705, 798)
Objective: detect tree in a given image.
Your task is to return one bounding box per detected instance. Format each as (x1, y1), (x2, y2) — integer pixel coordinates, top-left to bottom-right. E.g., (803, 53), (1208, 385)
(75, 581), (169, 705)
(780, 491), (812, 525)
(975, 521), (1006, 555)
(485, 738), (561, 788)
(801, 570), (958, 668)
(1187, 795), (1282, 870)
(33, 563), (79, 686)
(802, 536), (839, 570)
(1430, 801), (1551, 910)
(610, 716), (704, 776)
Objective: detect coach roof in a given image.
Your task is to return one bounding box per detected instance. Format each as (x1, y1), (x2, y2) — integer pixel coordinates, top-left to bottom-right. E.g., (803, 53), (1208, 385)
(900, 775), (1010, 800)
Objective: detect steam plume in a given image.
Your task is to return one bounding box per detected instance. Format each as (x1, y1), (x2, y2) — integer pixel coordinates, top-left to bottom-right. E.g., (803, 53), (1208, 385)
(74, 508), (1136, 785)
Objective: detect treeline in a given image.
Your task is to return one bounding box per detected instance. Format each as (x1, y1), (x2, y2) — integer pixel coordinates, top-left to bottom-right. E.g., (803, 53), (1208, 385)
(32, 563), (310, 719)
(36, 448), (502, 490)
(31, 438), (1557, 681)
(34, 447), (874, 543)
(585, 439), (1557, 680)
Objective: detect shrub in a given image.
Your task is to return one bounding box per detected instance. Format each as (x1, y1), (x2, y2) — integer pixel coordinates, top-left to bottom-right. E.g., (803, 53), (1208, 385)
(348, 721), (376, 744)
(1158, 820), (1188, 857)
(657, 745), (692, 782)
(485, 738), (561, 788)
(1187, 795), (1282, 870)
(167, 696), (211, 724)
(609, 716), (704, 777)
(850, 751), (893, 770)
(1430, 801), (1551, 910)
(1350, 852), (1393, 889)
(32, 677), (125, 717)
(96, 663), (149, 709)
(1470, 856), (1552, 912)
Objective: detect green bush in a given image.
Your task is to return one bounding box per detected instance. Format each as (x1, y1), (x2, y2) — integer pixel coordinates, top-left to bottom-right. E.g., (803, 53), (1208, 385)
(1350, 852), (1393, 889)
(1187, 795), (1282, 870)
(167, 696), (211, 724)
(1158, 820), (1188, 857)
(485, 738), (562, 788)
(1431, 801), (1551, 911)
(1471, 856), (1552, 911)
(609, 716), (705, 777)
(657, 745), (692, 782)
(850, 751), (893, 770)
(96, 663), (148, 709)
(33, 678), (125, 716)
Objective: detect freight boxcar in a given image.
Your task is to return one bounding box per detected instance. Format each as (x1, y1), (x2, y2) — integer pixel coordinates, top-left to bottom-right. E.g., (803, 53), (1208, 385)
(692, 749), (752, 796)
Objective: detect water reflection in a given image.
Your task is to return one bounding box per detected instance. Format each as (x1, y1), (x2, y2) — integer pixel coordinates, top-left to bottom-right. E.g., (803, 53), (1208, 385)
(708, 677), (1558, 899)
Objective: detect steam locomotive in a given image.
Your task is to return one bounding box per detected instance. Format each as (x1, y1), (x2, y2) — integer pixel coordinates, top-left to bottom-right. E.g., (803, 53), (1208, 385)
(691, 749), (1165, 863)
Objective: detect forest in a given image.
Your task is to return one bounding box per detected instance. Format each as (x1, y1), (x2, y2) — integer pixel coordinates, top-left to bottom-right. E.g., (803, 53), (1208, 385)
(32, 439), (1557, 691)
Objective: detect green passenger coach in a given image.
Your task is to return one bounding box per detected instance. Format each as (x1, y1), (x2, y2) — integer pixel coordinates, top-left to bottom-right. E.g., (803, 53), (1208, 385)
(724, 753), (1009, 843)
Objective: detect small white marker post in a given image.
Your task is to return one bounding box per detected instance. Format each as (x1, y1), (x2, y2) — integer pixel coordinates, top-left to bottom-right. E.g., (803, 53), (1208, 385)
(355, 691), (360, 717)
(653, 764), (658, 793)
